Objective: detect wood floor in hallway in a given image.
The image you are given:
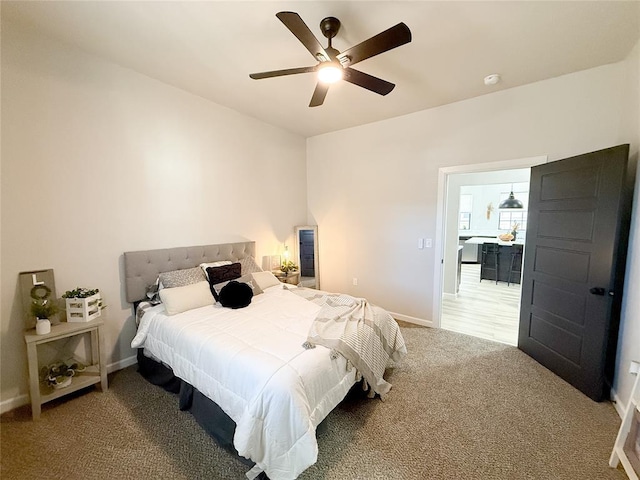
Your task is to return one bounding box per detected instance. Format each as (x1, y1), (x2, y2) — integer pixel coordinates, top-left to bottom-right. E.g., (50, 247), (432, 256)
(441, 263), (521, 345)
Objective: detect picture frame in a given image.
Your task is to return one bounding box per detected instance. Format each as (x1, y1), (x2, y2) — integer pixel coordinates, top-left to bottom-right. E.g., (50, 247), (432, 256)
(269, 255), (282, 271)
(262, 255), (281, 272)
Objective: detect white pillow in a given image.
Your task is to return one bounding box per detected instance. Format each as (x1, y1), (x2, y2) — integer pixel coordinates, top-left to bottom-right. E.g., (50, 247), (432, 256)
(200, 261), (232, 280)
(251, 271), (282, 291)
(159, 281), (213, 315)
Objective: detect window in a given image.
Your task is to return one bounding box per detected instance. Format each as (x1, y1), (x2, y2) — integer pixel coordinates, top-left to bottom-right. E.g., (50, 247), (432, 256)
(499, 211), (527, 231)
(459, 212), (471, 230)
(459, 194), (472, 230)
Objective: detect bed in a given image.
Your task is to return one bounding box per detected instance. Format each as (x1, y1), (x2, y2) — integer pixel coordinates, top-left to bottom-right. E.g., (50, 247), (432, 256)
(124, 242), (406, 480)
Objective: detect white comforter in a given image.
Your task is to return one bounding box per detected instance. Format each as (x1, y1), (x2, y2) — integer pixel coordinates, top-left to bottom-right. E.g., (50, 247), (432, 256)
(131, 285), (356, 480)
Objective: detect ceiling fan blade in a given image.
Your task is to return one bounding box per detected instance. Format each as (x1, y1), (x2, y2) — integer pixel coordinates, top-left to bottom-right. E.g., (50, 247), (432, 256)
(276, 12), (330, 62)
(250, 66), (316, 80)
(337, 22), (411, 67)
(343, 68), (395, 96)
(309, 82), (329, 107)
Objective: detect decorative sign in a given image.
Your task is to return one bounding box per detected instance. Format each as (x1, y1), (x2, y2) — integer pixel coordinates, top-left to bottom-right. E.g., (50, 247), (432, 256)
(19, 269), (57, 329)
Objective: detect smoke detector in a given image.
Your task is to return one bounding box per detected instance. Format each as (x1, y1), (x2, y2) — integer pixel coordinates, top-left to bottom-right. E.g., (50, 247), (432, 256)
(484, 74), (501, 85)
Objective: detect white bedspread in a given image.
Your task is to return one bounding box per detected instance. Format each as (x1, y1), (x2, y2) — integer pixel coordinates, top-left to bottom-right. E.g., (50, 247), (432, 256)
(131, 285), (356, 480)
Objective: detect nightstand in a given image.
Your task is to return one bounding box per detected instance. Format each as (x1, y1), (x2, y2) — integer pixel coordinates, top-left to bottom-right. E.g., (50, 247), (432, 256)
(275, 271), (300, 285)
(24, 318), (108, 420)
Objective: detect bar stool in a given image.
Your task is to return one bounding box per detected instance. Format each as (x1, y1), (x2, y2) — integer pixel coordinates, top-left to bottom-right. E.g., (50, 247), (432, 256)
(480, 243), (499, 284)
(508, 245), (523, 286)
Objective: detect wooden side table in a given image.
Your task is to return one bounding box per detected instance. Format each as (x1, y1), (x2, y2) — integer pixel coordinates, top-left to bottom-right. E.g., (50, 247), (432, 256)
(24, 318), (108, 420)
(275, 271), (300, 285)
(610, 373), (640, 479)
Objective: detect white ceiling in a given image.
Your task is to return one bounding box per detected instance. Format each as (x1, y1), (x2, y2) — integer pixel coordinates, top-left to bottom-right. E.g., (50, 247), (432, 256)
(3, 1), (639, 138)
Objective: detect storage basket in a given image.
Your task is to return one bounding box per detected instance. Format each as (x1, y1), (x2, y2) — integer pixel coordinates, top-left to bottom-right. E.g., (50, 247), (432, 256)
(66, 292), (101, 322)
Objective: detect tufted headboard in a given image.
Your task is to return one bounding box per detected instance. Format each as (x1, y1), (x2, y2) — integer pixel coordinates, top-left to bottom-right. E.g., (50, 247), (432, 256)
(123, 242), (256, 304)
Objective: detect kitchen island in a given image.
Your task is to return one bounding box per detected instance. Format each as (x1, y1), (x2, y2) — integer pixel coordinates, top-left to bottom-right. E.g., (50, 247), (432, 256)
(464, 237), (524, 284)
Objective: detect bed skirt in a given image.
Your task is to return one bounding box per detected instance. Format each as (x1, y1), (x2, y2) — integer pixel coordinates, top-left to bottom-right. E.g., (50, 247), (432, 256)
(136, 349), (336, 470)
(136, 349), (253, 464)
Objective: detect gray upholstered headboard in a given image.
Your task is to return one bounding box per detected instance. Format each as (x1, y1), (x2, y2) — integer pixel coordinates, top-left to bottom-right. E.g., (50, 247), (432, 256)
(124, 242), (256, 303)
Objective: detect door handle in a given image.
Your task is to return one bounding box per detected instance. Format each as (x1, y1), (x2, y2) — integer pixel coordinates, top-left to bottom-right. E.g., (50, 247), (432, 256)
(589, 287), (606, 296)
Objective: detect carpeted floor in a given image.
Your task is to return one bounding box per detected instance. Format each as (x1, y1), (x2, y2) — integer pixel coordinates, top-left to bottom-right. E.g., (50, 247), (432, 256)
(1, 324), (627, 479)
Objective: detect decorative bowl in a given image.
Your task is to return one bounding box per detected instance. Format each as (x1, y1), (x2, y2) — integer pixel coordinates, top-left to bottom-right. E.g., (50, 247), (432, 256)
(51, 375), (73, 389)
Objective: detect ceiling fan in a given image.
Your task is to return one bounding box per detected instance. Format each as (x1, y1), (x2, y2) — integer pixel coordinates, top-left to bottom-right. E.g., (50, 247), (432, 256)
(249, 12), (412, 107)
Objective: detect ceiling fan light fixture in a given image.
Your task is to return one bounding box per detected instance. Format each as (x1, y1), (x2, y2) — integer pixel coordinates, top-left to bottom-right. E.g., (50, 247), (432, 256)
(317, 63), (343, 84)
(249, 12), (412, 106)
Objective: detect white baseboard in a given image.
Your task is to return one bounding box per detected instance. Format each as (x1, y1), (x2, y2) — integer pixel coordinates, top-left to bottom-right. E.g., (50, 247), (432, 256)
(107, 354), (138, 374)
(611, 387), (625, 419)
(390, 312), (433, 328)
(0, 394), (30, 415)
(0, 355), (138, 415)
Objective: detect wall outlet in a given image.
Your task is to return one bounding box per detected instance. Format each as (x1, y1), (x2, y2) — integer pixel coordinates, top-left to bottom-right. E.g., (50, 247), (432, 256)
(352, 278), (358, 286)
(425, 238), (432, 248)
(630, 360), (640, 375)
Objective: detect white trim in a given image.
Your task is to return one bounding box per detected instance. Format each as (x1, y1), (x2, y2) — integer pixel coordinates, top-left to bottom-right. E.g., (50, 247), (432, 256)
(0, 394), (29, 414)
(107, 354), (137, 374)
(0, 355), (138, 414)
(390, 312), (433, 328)
(611, 387), (626, 419)
(439, 156), (548, 175)
(432, 168), (447, 328)
(432, 155), (548, 331)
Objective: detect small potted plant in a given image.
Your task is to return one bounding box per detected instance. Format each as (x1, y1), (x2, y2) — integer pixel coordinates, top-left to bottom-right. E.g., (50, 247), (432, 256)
(280, 260), (298, 275)
(30, 285), (58, 334)
(30, 298), (58, 320)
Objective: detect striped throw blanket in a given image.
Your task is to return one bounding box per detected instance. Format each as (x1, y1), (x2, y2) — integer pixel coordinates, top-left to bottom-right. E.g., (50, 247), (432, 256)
(294, 289), (407, 398)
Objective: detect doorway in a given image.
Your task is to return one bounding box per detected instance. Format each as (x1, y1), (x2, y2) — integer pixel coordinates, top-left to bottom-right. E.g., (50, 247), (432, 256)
(295, 225), (320, 289)
(432, 156), (548, 342)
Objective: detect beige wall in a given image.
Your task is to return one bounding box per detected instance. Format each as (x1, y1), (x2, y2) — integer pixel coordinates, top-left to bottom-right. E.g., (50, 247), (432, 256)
(2, 18), (638, 414)
(1, 24), (307, 407)
(307, 52), (639, 405)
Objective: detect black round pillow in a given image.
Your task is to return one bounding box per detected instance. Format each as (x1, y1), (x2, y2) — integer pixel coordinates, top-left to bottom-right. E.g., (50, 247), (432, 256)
(218, 281), (253, 309)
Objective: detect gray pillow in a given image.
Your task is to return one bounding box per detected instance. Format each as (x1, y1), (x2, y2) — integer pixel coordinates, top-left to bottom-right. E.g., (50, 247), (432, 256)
(159, 267), (206, 289)
(145, 283), (161, 305)
(239, 256), (263, 275)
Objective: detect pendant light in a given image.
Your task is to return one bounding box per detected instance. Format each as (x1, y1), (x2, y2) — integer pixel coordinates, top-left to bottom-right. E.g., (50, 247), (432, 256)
(499, 186), (524, 209)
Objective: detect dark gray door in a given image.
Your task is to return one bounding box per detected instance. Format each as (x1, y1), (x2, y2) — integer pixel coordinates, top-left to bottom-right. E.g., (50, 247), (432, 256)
(299, 230), (315, 277)
(518, 144), (631, 401)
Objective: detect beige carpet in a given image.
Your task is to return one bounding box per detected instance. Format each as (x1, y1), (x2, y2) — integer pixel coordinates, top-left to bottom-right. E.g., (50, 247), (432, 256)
(1, 324), (627, 479)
